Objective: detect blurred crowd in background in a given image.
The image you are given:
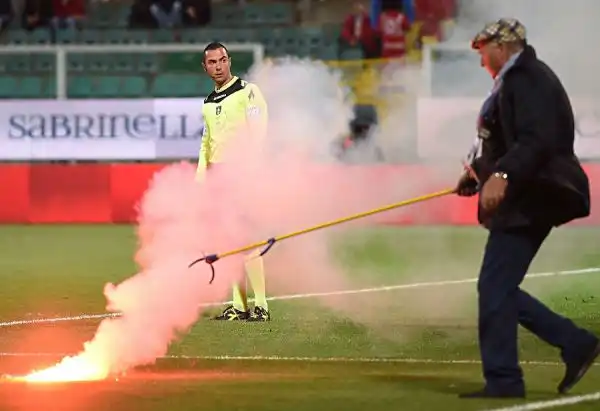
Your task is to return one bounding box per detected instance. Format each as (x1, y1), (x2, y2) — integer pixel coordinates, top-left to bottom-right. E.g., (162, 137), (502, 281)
(0, 0), (455, 60)
(0, 0), (211, 31)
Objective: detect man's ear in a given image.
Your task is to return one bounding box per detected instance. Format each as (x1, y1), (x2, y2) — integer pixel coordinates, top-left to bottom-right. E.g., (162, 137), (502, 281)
(201, 62), (207, 73)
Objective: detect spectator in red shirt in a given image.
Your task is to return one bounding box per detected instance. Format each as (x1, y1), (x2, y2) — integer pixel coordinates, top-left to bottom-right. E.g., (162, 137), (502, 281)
(339, 1), (380, 59)
(52, 0), (85, 30)
(378, 4), (411, 58)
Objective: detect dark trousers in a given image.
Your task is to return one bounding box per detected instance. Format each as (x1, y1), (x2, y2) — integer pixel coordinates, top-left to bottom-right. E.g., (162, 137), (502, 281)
(478, 225), (598, 392)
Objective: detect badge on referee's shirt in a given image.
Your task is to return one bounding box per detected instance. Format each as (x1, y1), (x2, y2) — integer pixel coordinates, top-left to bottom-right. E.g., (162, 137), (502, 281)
(216, 106), (221, 115)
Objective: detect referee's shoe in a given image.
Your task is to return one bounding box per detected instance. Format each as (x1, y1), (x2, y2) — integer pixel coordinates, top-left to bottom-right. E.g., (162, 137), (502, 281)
(213, 306), (250, 321)
(246, 306), (270, 322)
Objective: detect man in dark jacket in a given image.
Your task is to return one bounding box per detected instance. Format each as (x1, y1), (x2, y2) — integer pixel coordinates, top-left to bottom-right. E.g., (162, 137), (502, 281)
(456, 18), (600, 399)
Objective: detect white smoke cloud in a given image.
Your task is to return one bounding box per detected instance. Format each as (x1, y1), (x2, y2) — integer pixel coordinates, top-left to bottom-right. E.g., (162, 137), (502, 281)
(15, 56), (460, 381)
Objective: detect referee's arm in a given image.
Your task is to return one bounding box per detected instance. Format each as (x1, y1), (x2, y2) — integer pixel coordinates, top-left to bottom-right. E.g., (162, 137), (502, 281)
(196, 107), (212, 182)
(245, 83), (268, 141)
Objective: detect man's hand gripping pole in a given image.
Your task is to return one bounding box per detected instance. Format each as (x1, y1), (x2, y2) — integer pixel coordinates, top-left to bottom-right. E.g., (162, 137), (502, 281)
(189, 188), (457, 283)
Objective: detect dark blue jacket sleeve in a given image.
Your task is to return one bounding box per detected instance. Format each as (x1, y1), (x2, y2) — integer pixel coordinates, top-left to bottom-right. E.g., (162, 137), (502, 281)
(495, 72), (557, 183)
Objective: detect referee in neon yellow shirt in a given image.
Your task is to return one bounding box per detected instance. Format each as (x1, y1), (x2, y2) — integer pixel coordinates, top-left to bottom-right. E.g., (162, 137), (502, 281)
(197, 42), (270, 322)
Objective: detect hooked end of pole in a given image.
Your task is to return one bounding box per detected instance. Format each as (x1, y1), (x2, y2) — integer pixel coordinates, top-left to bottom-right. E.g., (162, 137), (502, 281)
(188, 253), (220, 284)
(259, 238), (277, 257)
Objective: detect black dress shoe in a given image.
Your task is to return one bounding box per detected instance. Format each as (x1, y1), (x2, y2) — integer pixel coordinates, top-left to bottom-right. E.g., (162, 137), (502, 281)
(459, 388), (525, 399)
(558, 341), (600, 394)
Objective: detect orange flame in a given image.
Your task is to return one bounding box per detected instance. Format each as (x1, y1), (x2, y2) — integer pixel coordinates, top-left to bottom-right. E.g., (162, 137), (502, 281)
(9, 354), (110, 383)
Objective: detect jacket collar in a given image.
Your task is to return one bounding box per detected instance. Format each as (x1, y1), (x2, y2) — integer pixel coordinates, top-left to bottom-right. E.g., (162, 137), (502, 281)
(509, 44), (537, 71)
(495, 49), (522, 81)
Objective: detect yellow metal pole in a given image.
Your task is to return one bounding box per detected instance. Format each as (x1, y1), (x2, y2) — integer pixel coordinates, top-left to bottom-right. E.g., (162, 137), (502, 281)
(189, 187), (456, 277)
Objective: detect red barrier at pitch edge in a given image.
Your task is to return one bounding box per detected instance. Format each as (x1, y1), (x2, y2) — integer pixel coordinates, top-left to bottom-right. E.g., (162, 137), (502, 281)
(0, 163), (598, 225)
(28, 164), (113, 223)
(0, 164), (29, 222)
(110, 164), (164, 223)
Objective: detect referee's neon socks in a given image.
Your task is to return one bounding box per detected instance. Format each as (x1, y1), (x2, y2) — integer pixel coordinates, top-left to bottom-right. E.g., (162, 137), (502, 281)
(232, 282), (248, 312)
(230, 254), (268, 312)
(245, 255), (268, 311)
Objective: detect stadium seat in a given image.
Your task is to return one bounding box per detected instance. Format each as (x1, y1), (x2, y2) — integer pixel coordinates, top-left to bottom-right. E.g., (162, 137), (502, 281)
(243, 5), (265, 25)
(56, 29), (78, 44)
(94, 76), (123, 98)
(151, 30), (177, 43)
(6, 29), (52, 45)
(241, 3), (295, 26)
(7, 56), (31, 72)
(104, 29), (149, 44)
(181, 28), (231, 44)
(0, 76), (18, 98)
(253, 27), (274, 46)
(340, 47), (364, 60)
(180, 29), (203, 44)
(211, 4), (243, 26)
(302, 27), (326, 49)
(85, 55), (111, 71)
(68, 54), (86, 72)
(137, 54), (160, 73)
(317, 44), (339, 61)
(68, 75), (94, 98)
(277, 29), (309, 57)
(33, 55), (54, 72)
(19, 76), (44, 98)
(111, 54), (136, 72)
(79, 29), (105, 44)
(30, 29), (53, 45)
(265, 3), (295, 25)
(227, 29), (257, 44)
(121, 76), (148, 97)
(152, 73), (204, 97)
(6, 30), (29, 45)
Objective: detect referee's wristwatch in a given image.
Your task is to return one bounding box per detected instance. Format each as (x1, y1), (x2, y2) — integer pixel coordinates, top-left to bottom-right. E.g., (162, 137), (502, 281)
(493, 171), (508, 181)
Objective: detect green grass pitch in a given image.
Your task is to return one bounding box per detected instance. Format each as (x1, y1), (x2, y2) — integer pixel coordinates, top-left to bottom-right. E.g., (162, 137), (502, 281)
(0, 225), (599, 411)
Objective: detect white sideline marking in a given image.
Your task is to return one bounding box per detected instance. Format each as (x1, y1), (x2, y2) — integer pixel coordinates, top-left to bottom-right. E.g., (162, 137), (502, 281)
(0, 352), (595, 370)
(484, 391), (600, 411)
(0, 352), (584, 367)
(0, 352), (597, 409)
(0, 267), (598, 328)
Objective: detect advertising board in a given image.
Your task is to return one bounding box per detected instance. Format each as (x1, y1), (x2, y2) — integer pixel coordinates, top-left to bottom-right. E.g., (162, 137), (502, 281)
(0, 99), (204, 160)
